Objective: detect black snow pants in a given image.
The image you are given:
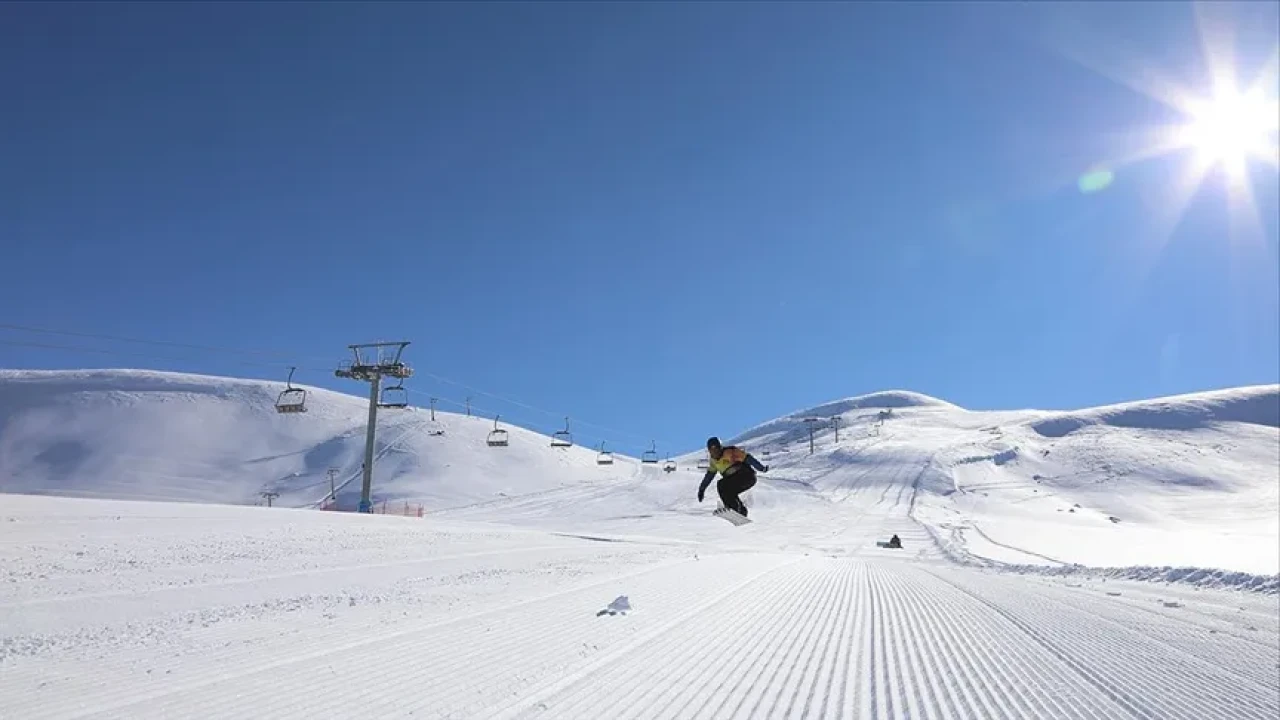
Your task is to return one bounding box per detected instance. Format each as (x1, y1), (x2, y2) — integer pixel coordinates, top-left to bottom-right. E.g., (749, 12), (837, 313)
(718, 466), (757, 516)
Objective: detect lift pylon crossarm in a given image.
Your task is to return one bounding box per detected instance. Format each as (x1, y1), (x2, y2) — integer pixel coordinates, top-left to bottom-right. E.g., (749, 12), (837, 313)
(335, 342), (414, 381)
(275, 366), (308, 414)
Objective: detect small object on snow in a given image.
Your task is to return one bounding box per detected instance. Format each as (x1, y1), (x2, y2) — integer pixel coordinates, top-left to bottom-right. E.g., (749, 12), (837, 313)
(876, 534), (903, 549)
(596, 595), (631, 616)
(1108, 516), (1121, 523)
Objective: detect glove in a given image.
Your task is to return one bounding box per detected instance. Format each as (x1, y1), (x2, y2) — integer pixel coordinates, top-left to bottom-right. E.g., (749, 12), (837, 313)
(697, 488), (705, 502)
(761, 465), (770, 473)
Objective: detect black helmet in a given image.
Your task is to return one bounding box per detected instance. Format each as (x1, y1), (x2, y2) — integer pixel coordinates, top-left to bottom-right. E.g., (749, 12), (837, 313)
(706, 436), (721, 450)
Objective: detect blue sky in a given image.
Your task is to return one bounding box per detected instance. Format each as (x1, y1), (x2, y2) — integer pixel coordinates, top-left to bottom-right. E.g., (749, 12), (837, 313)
(2, 2), (1277, 455)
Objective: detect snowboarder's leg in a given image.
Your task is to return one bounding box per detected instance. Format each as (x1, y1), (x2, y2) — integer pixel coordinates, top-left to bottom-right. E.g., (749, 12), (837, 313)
(717, 469), (757, 516)
(716, 479), (739, 514)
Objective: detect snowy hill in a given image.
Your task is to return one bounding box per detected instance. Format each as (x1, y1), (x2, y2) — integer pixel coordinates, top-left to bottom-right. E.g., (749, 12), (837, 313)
(0, 369), (647, 511)
(2, 371), (1277, 719)
(660, 384), (1279, 576)
(2, 370), (1277, 575)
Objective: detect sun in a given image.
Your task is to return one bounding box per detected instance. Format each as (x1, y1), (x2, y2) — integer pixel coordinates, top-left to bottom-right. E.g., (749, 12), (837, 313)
(1049, 2), (1278, 249)
(1177, 83), (1279, 178)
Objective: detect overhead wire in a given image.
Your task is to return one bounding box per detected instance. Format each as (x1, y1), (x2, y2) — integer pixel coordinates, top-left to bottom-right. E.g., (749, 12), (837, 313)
(0, 322), (314, 365)
(0, 338), (311, 373)
(1, 321), (677, 454)
(405, 370), (672, 450)
(417, 391), (624, 453)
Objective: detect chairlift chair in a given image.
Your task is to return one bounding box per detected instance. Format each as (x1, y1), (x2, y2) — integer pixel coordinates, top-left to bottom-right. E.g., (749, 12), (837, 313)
(663, 457), (676, 473)
(378, 380), (409, 409)
(550, 417), (573, 448)
(641, 440), (659, 464)
(697, 458), (710, 470)
(487, 415), (509, 447)
(596, 442), (614, 466)
(275, 367), (307, 414)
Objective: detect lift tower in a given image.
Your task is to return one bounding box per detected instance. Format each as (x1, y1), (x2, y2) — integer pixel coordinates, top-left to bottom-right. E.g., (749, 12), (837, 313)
(335, 342), (413, 513)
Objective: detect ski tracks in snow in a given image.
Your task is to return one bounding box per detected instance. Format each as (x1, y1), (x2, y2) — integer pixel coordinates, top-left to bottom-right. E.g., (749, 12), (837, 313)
(501, 558), (1278, 720)
(4, 523), (1275, 719)
(8, 552), (797, 720)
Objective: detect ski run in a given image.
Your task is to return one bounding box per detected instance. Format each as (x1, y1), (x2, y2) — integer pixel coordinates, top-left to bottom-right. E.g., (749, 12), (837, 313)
(1, 371), (1277, 718)
(2, 494), (1277, 719)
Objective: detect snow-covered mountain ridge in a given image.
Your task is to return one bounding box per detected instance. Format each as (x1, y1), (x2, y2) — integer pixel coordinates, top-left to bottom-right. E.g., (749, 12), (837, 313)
(2, 369), (1276, 576)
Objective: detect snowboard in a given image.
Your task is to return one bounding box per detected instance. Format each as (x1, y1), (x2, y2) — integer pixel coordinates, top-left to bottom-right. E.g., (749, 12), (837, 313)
(713, 507), (752, 526)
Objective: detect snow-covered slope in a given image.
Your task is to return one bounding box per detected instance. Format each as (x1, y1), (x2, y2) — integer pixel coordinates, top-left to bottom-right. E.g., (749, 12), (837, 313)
(0, 369), (646, 511)
(2, 493), (1276, 720)
(2, 370), (1277, 575)
(704, 385), (1279, 576)
(2, 372), (1277, 718)
(630, 385), (1278, 577)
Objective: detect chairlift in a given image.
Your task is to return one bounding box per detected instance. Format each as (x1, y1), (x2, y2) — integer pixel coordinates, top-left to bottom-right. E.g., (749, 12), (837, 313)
(275, 367), (307, 414)
(641, 440), (659, 464)
(379, 380), (408, 409)
(596, 441), (614, 465)
(697, 458), (710, 470)
(663, 457), (676, 473)
(487, 415), (509, 447)
(550, 417), (573, 448)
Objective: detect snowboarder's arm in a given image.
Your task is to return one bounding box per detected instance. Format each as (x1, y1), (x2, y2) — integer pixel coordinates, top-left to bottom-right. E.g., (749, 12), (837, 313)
(697, 471), (715, 501)
(745, 453), (768, 472)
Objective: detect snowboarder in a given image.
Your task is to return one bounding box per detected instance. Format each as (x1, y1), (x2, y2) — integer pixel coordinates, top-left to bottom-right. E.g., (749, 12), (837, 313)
(698, 436), (768, 517)
(888, 534), (902, 549)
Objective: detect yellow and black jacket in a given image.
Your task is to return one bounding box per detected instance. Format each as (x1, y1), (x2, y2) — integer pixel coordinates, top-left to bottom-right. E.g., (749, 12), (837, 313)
(699, 446), (767, 496)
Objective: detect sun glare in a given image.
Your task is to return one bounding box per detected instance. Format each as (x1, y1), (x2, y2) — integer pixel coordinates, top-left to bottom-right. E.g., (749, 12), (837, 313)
(1057, 3), (1279, 248)
(1178, 85), (1280, 174)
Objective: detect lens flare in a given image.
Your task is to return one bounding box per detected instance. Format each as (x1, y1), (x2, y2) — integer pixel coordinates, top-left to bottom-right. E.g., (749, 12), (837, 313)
(1077, 169), (1115, 194)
